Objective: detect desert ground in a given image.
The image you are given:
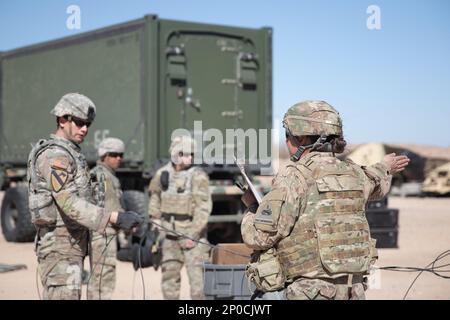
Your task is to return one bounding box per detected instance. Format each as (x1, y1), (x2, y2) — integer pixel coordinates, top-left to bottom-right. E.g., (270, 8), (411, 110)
(1, 195), (449, 300)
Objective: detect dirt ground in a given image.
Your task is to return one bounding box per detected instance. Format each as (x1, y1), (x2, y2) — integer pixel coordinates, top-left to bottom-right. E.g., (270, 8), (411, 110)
(1, 195), (449, 300)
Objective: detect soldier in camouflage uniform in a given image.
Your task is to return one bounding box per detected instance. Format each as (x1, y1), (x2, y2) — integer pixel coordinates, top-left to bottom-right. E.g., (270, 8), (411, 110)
(148, 135), (212, 300)
(88, 137), (125, 300)
(241, 100), (410, 300)
(27, 93), (143, 300)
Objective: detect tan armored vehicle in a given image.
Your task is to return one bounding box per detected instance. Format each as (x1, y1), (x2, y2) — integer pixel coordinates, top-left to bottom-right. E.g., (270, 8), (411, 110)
(422, 162), (450, 196)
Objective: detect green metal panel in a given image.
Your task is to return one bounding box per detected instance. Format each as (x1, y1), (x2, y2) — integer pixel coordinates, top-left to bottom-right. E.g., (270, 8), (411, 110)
(0, 16), (272, 173)
(1, 21), (145, 165)
(142, 15), (160, 173)
(157, 19), (272, 163)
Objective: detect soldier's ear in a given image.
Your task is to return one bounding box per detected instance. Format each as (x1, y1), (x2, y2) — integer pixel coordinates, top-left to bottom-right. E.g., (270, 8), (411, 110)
(58, 117), (69, 129)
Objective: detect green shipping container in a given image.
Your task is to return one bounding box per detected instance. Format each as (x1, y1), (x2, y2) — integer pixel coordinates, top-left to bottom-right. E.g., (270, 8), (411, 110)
(0, 15), (272, 244)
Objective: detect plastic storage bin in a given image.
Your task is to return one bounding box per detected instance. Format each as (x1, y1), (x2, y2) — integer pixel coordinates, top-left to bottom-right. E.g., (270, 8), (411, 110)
(203, 263), (255, 300)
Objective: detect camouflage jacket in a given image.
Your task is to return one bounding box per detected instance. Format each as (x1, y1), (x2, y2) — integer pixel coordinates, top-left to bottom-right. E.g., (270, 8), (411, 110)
(28, 134), (111, 234)
(148, 162), (212, 240)
(90, 161), (123, 236)
(241, 151), (392, 251)
(90, 161), (123, 212)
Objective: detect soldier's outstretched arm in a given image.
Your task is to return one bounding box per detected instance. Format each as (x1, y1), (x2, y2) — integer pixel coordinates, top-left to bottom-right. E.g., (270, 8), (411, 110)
(360, 153), (409, 201)
(241, 167), (305, 250)
(360, 161), (392, 201)
(187, 170), (212, 240)
(38, 149), (111, 233)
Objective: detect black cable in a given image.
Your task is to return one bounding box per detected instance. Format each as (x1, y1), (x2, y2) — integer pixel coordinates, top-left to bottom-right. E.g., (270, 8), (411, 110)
(138, 241), (146, 300)
(98, 237), (108, 300)
(86, 234), (117, 299)
(150, 220), (450, 299)
(88, 231), (148, 301)
(378, 252), (450, 278)
(373, 248), (450, 299)
(35, 233), (117, 300)
(35, 266), (42, 300)
(149, 219), (251, 259)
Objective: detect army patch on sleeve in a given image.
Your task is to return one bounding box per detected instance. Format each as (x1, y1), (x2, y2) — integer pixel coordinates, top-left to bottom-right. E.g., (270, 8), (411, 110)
(253, 189), (286, 232)
(255, 203), (274, 225)
(51, 169), (68, 192)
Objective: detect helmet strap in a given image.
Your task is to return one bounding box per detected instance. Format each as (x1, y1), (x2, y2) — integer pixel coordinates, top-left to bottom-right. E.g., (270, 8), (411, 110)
(290, 145), (307, 162)
(290, 135), (331, 162)
(311, 135), (336, 153)
(290, 135), (311, 162)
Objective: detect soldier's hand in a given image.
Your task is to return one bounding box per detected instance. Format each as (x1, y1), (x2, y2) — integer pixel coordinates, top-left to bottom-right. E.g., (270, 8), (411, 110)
(383, 153), (411, 174)
(180, 238), (196, 249)
(132, 222), (148, 238)
(115, 211), (144, 232)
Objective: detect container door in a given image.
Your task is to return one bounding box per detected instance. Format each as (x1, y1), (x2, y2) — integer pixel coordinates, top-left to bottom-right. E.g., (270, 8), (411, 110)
(160, 27), (261, 160)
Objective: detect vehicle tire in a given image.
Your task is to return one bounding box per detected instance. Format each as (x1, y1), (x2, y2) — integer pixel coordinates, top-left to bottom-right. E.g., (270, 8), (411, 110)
(1, 187), (36, 242)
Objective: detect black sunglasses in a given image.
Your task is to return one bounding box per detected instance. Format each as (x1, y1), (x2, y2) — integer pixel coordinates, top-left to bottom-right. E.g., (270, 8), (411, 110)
(178, 152), (194, 157)
(66, 116), (92, 128)
(107, 152), (124, 158)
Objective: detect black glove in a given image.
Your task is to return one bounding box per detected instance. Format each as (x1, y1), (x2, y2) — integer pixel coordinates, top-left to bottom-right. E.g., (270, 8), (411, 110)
(115, 211), (144, 232)
(132, 221), (149, 238)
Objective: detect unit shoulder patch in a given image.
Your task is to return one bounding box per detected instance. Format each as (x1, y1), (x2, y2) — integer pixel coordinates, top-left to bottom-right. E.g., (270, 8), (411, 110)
(51, 168), (68, 192)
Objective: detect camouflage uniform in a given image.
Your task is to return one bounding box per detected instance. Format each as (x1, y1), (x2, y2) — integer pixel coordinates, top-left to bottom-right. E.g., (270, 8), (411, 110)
(28, 137), (111, 299)
(87, 138), (125, 300)
(88, 138), (125, 300)
(241, 101), (392, 300)
(28, 93), (110, 300)
(148, 136), (212, 300)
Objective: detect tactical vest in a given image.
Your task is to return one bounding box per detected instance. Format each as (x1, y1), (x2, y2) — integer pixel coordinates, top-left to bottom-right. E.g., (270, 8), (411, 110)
(160, 164), (197, 218)
(27, 136), (93, 227)
(90, 163), (123, 212)
(276, 153), (374, 280)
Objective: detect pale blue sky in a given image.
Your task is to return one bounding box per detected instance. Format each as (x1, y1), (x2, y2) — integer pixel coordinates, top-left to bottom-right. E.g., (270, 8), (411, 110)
(1, 0), (449, 147)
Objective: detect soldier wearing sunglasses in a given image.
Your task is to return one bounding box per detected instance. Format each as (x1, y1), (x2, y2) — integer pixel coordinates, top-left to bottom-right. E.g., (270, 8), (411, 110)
(148, 135), (212, 300)
(87, 137), (125, 300)
(27, 93), (144, 300)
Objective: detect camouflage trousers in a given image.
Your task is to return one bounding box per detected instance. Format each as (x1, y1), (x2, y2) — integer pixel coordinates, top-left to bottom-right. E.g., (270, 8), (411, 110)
(161, 237), (210, 300)
(253, 275), (366, 300)
(87, 230), (117, 300)
(36, 227), (88, 300)
(285, 276), (366, 300)
(38, 252), (84, 300)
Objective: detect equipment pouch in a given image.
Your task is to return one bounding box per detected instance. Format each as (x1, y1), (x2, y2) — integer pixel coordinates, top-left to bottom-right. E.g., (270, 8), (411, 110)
(29, 191), (57, 226)
(160, 171), (169, 191)
(246, 248), (286, 292)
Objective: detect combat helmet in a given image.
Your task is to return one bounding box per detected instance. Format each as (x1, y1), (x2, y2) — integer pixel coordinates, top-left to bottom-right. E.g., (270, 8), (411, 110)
(283, 100), (342, 137)
(50, 93), (96, 122)
(98, 137), (125, 157)
(283, 100), (343, 161)
(169, 135), (196, 162)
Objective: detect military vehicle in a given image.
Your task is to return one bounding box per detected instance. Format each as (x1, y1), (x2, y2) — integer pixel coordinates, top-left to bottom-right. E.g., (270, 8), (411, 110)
(422, 162), (450, 196)
(0, 15), (273, 246)
(345, 143), (426, 186)
(0, 14), (400, 252)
